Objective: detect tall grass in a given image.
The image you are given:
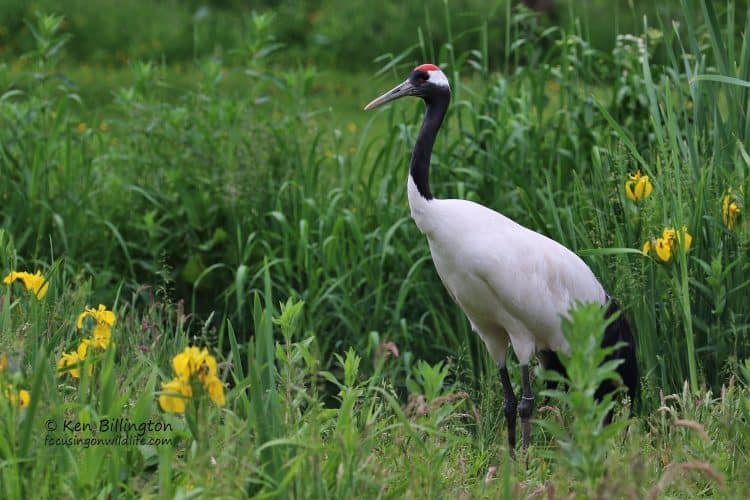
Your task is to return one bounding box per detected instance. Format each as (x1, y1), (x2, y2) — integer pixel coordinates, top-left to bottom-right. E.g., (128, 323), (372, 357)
(3, 2), (749, 398)
(1, 232), (748, 497)
(1, 1), (749, 496)
(0, 1), (684, 70)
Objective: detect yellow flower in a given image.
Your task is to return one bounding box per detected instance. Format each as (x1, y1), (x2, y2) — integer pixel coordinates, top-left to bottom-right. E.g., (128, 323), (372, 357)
(91, 323), (111, 349)
(2, 386), (30, 408)
(18, 389), (30, 408)
(205, 376), (225, 406)
(675, 225), (692, 252)
(159, 378), (192, 414)
(625, 170), (653, 201)
(160, 346), (224, 412)
(642, 225), (692, 262)
(197, 354), (218, 385)
(57, 340), (92, 378)
(0, 353), (6, 372)
(99, 122), (108, 132)
(3, 270), (49, 299)
(722, 188), (741, 230)
(77, 339), (91, 359)
(76, 305), (114, 351)
(172, 346), (217, 384)
(58, 351), (82, 378)
(77, 304), (116, 329)
(76, 122), (87, 134)
(654, 238), (672, 262)
(172, 346), (202, 379)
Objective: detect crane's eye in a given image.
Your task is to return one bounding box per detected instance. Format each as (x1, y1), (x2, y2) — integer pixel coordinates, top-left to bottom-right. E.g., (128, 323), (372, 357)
(416, 72), (429, 84)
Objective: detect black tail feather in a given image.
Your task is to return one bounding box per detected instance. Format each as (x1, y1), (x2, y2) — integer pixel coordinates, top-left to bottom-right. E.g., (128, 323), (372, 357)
(598, 300), (639, 407)
(538, 300), (639, 413)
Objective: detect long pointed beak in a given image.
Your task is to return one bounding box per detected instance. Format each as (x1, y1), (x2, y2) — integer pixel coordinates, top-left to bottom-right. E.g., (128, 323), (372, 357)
(364, 79), (416, 110)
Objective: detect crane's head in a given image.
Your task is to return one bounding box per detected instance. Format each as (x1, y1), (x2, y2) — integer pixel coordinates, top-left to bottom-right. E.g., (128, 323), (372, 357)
(364, 64), (450, 110)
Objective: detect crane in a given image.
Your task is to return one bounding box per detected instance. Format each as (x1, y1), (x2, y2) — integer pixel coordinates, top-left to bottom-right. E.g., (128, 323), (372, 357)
(365, 64), (638, 451)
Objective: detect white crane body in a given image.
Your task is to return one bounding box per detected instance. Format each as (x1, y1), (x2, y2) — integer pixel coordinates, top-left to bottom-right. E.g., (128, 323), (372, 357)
(409, 176), (606, 364)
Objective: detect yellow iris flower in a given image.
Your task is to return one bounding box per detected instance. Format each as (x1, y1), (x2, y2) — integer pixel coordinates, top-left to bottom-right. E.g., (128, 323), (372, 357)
(59, 305), (115, 378)
(2, 387), (30, 408)
(0, 354), (30, 409)
(159, 378), (193, 414)
(625, 170), (653, 201)
(17, 389), (30, 408)
(205, 376), (226, 407)
(18, 389), (30, 408)
(77, 304), (116, 329)
(77, 304), (115, 349)
(91, 323), (112, 350)
(2, 270), (49, 299)
(57, 339), (92, 378)
(173, 346), (217, 381)
(159, 346), (225, 413)
(722, 188), (741, 230)
(642, 225), (692, 262)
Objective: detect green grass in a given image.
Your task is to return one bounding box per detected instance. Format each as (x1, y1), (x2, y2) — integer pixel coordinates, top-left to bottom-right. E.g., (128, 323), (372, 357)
(1, 1), (750, 497)
(1, 262), (748, 497)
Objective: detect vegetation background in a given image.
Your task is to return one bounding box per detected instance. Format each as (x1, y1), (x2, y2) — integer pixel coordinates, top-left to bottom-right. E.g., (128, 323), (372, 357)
(0, 0), (749, 497)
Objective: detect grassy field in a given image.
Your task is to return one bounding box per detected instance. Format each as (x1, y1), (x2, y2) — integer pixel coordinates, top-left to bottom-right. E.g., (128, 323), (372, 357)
(1, 1), (750, 497)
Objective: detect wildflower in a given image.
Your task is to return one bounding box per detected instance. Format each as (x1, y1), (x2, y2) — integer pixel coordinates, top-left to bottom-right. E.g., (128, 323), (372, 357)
(2, 387), (30, 408)
(3, 270), (48, 299)
(77, 304), (115, 349)
(59, 305), (115, 377)
(205, 376), (225, 406)
(642, 225), (692, 262)
(77, 304), (116, 329)
(722, 188), (741, 231)
(18, 389), (30, 408)
(57, 339), (92, 378)
(670, 226), (693, 252)
(99, 122), (108, 132)
(91, 323), (111, 350)
(654, 238), (672, 261)
(76, 122), (87, 134)
(172, 346), (213, 381)
(159, 378), (192, 414)
(57, 351), (80, 377)
(172, 346), (220, 390)
(625, 170), (653, 201)
(0, 355), (28, 408)
(159, 346), (225, 413)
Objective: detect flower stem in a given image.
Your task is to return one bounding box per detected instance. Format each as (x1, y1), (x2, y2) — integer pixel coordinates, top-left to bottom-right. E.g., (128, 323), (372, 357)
(677, 250), (698, 393)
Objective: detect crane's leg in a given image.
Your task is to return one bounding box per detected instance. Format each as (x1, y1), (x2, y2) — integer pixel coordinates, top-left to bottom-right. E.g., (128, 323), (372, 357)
(498, 364), (517, 452)
(519, 364), (534, 450)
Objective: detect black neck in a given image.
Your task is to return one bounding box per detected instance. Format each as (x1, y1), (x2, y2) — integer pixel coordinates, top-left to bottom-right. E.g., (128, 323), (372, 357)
(410, 90), (450, 200)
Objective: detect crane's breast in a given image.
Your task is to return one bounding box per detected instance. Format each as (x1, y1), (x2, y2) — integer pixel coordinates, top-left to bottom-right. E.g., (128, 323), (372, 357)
(422, 200), (604, 351)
